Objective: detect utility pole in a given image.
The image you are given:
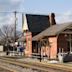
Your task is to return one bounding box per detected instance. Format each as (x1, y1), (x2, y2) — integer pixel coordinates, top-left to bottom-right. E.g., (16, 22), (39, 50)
(14, 11), (17, 42)
(12, 11), (17, 53)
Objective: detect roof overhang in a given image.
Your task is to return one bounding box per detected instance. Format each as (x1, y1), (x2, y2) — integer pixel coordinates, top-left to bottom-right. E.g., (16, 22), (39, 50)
(32, 22), (72, 41)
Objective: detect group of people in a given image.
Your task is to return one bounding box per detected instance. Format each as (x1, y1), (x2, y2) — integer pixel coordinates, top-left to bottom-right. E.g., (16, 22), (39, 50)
(5, 44), (25, 56)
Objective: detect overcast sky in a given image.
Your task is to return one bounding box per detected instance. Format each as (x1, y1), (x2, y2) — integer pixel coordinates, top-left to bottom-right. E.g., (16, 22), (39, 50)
(0, 0), (72, 31)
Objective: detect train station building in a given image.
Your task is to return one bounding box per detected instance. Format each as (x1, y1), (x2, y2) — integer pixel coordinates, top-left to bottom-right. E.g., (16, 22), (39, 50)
(20, 13), (72, 59)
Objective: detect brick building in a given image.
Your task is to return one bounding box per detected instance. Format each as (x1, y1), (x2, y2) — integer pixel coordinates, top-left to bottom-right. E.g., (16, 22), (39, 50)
(22, 13), (51, 56)
(22, 13), (72, 59)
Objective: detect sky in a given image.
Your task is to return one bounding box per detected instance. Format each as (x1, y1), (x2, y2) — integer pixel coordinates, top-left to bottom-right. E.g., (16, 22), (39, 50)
(0, 0), (72, 31)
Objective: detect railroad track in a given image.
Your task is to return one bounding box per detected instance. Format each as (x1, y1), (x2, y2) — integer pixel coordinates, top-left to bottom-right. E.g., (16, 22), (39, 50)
(0, 67), (12, 72)
(0, 57), (72, 72)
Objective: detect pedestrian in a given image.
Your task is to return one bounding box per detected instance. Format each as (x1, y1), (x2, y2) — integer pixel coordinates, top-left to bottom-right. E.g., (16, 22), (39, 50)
(19, 45), (24, 56)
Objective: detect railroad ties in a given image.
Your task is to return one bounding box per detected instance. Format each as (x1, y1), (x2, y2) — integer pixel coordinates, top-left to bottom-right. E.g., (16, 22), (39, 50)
(0, 57), (72, 72)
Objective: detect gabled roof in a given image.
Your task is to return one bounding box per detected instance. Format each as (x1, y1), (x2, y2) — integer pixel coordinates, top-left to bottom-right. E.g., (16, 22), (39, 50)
(26, 14), (50, 36)
(32, 22), (72, 41)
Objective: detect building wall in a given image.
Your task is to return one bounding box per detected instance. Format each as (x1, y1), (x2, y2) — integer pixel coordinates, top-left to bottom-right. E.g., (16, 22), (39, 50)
(26, 34), (67, 59)
(48, 36), (57, 59)
(25, 33), (67, 59)
(25, 32), (32, 57)
(57, 34), (67, 53)
(41, 36), (57, 59)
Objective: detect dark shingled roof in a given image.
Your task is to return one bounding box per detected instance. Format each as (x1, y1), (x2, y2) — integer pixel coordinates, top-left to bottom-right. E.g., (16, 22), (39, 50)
(32, 22), (72, 41)
(26, 14), (50, 36)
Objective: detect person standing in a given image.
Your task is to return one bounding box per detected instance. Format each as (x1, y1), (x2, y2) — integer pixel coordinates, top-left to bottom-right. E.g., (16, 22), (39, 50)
(19, 45), (24, 56)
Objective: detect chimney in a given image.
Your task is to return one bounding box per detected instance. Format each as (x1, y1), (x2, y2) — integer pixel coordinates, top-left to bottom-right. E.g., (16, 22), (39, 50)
(49, 13), (56, 26)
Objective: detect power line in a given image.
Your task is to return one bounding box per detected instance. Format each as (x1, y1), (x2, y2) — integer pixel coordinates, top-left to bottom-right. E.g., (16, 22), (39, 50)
(0, 11), (25, 14)
(0, 11), (72, 17)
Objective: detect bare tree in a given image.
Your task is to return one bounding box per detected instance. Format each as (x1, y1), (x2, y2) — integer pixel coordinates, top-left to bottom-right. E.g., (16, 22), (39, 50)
(0, 24), (22, 45)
